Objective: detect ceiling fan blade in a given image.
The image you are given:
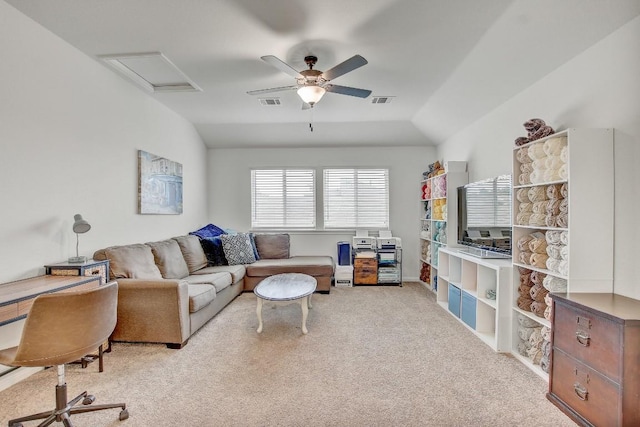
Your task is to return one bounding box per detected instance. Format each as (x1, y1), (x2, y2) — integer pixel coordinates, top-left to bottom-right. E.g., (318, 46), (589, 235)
(261, 55), (303, 78)
(321, 55), (368, 81)
(247, 85), (298, 95)
(325, 84), (372, 98)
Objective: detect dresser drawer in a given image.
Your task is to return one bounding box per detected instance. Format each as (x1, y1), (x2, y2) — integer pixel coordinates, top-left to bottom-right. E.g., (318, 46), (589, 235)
(550, 348), (621, 427)
(553, 302), (622, 382)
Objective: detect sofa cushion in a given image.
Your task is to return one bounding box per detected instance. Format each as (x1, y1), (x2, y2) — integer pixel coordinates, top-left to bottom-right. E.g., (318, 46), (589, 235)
(194, 264), (246, 284)
(254, 233), (290, 259)
(104, 244), (163, 279)
(188, 283), (216, 313)
(183, 272), (232, 293)
(221, 233), (257, 265)
(246, 256), (334, 278)
(172, 235), (208, 273)
(146, 239), (190, 279)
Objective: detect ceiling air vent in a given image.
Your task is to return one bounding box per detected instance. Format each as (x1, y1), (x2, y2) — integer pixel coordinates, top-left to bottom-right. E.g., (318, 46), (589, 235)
(259, 98), (281, 106)
(371, 96), (394, 104)
(98, 52), (201, 93)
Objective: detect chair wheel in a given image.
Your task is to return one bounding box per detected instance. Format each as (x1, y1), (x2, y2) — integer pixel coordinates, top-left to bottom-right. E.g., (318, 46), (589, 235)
(119, 409), (129, 421)
(82, 395), (96, 405)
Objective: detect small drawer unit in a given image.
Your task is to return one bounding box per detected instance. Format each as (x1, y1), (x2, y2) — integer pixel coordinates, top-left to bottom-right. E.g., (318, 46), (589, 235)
(353, 254), (378, 285)
(448, 284), (461, 317)
(45, 259), (110, 285)
(461, 291), (477, 329)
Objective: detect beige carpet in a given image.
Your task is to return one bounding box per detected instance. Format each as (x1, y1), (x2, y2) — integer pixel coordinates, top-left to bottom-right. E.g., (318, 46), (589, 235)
(0, 283), (575, 426)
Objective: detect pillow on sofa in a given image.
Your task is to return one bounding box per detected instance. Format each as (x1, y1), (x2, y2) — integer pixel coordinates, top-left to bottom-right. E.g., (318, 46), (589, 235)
(200, 237), (228, 266)
(254, 233), (290, 259)
(220, 233), (257, 265)
(146, 239), (190, 279)
(172, 235), (208, 273)
(104, 244), (163, 279)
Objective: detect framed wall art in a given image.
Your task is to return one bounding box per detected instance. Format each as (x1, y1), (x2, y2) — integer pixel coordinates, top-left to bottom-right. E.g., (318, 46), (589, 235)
(138, 150), (183, 214)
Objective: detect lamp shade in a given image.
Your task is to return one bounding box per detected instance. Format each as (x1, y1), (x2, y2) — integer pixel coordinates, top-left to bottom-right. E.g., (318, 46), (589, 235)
(72, 214), (91, 234)
(297, 85), (326, 106)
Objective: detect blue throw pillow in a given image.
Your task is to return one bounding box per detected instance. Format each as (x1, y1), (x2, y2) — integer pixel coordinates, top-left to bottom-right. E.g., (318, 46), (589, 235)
(189, 223), (226, 239)
(249, 233), (260, 261)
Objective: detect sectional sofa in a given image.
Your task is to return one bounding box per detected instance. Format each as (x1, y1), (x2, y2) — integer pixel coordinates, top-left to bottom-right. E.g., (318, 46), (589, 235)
(93, 233), (334, 348)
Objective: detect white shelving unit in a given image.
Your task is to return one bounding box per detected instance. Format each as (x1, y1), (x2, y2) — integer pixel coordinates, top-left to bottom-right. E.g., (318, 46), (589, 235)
(437, 247), (512, 352)
(419, 161), (468, 292)
(511, 128), (614, 379)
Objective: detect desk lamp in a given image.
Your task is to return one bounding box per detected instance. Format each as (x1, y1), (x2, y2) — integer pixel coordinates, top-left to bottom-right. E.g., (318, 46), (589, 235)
(68, 214), (91, 263)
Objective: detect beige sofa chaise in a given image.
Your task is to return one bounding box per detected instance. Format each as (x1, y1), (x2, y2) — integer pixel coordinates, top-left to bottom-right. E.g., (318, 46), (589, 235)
(93, 233), (334, 348)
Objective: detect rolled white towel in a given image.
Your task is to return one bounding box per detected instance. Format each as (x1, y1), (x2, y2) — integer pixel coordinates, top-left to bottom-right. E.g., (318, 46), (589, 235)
(560, 230), (569, 245)
(519, 172), (531, 185)
(546, 244), (563, 259)
(530, 169), (544, 184)
(528, 143), (546, 160)
(543, 275), (567, 292)
(543, 137), (567, 156)
(543, 168), (561, 182)
(545, 230), (562, 245)
(545, 156), (563, 170)
(560, 245), (569, 260)
(560, 145), (568, 163)
(520, 162), (534, 174)
(546, 257), (561, 273)
(558, 163), (569, 180)
(558, 260), (569, 276)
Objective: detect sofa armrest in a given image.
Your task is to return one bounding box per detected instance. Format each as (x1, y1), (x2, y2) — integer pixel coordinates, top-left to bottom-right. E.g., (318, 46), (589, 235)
(111, 278), (190, 347)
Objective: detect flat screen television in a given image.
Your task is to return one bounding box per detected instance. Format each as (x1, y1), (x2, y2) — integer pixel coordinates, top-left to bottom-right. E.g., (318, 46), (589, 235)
(457, 174), (512, 258)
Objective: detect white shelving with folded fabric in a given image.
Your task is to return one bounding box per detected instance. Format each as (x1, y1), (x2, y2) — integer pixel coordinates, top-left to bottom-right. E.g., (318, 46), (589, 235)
(419, 161), (468, 292)
(511, 128), (614, 380)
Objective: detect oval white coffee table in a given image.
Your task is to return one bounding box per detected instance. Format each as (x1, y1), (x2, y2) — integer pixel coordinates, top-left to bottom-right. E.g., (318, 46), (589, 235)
(254, 273), (317, 334)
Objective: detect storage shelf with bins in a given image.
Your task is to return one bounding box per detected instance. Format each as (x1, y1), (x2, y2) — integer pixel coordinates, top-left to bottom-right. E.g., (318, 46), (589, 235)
(419, 161), (468, 293)
(436, 247), (512, 352)
(511, 128), (614, 380)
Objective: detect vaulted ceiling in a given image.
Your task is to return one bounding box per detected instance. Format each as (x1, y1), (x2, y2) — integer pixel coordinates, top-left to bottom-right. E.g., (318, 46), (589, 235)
(6, 0), (640, 148)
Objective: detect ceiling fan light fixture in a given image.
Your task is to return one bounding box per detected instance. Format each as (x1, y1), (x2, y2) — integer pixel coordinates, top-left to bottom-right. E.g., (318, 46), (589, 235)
(297, 85), (326, 106)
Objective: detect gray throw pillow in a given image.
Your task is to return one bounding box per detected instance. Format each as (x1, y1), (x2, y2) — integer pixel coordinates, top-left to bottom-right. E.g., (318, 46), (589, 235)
(254, 233), (290, 259)
(220, 233), (257, 265)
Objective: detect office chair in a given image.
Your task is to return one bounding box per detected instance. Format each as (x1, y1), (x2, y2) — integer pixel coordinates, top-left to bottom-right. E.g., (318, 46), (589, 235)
(0, 281), (128, 427)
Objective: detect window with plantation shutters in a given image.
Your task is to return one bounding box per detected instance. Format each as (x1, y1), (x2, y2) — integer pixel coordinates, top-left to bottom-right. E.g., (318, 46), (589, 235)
(251, 169), (315, 229)
(466, 175), (511, 227)
(323, 168), (389, 229)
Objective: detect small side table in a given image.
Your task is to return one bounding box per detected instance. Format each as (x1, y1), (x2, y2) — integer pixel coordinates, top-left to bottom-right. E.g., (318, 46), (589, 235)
(45, 259), (110, 285)
(44, 259), (112, 371)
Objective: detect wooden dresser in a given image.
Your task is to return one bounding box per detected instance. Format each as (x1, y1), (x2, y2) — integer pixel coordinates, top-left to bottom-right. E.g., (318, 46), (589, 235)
(548, 293), (640, 426)
(353, 254), (378, 285)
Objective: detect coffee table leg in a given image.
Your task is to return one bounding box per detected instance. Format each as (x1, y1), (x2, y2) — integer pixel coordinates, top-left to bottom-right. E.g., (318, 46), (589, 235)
(301, 297), (309, 334)
(256, 297), (264, 333)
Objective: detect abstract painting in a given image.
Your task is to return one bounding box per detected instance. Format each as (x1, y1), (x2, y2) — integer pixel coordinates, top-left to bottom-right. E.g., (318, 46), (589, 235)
(138, 150), (183, 214)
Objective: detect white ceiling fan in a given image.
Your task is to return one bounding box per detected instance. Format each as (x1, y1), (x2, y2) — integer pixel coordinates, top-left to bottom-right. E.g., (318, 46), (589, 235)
(247, 54), (372, 108)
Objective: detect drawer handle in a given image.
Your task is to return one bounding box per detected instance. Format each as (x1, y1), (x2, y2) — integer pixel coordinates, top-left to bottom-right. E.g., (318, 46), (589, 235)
(573, 383), (588, 401)
(575, 331), (590, 347)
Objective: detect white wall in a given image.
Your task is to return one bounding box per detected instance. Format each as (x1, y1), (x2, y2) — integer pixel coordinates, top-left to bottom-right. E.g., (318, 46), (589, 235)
(434, 16), (640, 299)
(0, 1), (209, 284)
(207, 146), (436, 279)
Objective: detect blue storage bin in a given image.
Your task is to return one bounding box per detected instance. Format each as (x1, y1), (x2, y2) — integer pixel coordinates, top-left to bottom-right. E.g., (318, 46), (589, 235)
(461, 292), (477, 329)
(448, 284), (461, 318)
